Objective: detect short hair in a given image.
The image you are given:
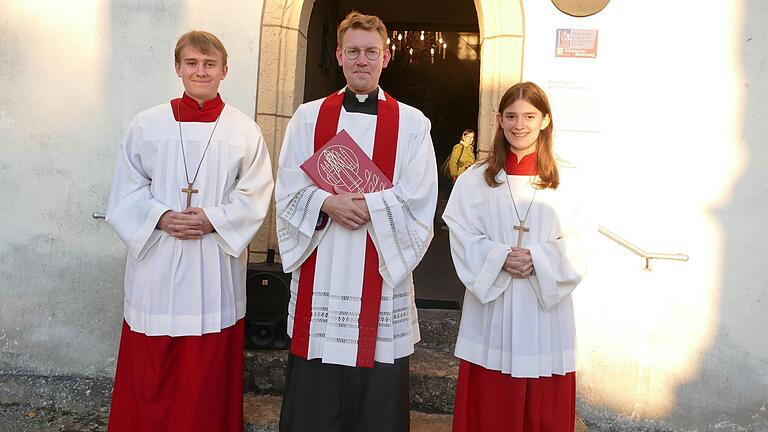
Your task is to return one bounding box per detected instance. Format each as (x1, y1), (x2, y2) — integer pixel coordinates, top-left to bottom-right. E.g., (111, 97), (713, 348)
(174, 31), (228, 65)
(336, 11), (388, 48)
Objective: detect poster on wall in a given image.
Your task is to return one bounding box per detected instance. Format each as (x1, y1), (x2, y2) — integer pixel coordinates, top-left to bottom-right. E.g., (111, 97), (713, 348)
(555, 29), (599, 58)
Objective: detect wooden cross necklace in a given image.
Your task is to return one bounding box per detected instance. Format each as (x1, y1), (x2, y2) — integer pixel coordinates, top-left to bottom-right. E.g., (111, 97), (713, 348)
(177, 99), (222, 209)
(506, 175), (538, 248)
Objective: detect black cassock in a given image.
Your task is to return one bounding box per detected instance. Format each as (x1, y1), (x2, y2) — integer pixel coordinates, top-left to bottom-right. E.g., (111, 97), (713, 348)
(279, 353), (410, 432)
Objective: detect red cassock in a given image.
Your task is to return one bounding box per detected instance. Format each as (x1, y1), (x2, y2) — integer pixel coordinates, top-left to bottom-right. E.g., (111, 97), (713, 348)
(107, 320), (245, 432)
(452, 151), (576, 432)
(452, 361), (575, 432)
(108, 94), (245, 432)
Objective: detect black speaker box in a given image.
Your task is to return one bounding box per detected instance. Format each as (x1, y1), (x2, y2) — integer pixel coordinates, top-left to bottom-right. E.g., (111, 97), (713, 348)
(245, 262), (291, 350)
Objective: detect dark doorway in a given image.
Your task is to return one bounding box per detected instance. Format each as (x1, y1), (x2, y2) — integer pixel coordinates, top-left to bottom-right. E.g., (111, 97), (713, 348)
(304, 0), (481, 308)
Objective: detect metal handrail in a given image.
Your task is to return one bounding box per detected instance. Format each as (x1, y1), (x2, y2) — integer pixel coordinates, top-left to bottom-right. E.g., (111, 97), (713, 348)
(598, 225), (689, 271)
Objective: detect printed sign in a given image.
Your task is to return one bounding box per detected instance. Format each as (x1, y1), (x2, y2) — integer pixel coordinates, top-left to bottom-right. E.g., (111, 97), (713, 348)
(555, 29), (598, 58)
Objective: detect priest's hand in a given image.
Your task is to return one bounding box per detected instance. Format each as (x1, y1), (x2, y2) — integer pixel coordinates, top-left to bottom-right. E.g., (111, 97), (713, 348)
(351, 194), (369, 218)
(321, 187), (370, 230)
(158, 210), (204, 239)
(503, 247), (535, 278)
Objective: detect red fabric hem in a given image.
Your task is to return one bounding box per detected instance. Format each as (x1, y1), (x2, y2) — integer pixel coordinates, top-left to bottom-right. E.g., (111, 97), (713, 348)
(452, 360), (575, 432)
(107, 319), (244, 432)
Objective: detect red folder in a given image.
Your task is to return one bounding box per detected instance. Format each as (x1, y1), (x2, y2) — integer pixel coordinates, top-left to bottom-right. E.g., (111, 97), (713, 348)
(301, 129), (394, 194)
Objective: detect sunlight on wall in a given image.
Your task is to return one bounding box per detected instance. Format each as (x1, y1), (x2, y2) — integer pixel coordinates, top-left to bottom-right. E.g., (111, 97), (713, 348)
(576, 224), (724, 417)
(558, 0), (746, 418)
(515, 0), (747, 419)
(1, 0), (109, 239)
(6, 0), (108, 110)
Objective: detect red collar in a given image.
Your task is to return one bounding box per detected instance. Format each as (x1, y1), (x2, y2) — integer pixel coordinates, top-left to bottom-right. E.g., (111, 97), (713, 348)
(505, 151), (538, 175)
(170, 93), (225, 122)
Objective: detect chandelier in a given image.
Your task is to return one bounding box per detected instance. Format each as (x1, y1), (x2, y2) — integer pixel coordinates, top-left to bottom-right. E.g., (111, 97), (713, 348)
(387, 30), (448, 64)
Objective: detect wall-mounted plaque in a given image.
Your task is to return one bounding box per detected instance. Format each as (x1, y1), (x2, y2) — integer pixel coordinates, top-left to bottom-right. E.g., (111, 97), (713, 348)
(555, 29), (598, 58)
(552, 0), (610, 17)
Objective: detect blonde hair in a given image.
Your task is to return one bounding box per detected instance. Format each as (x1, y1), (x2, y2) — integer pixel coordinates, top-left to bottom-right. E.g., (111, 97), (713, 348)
(174, 31), (228, 65)
(337, 11), (388, 48)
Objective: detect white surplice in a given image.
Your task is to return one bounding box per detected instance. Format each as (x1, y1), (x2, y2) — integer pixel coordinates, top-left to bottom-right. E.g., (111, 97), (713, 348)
(276, 89), (438, 366)
(106, 103), (274, 336)
(443, 163), (595, 378)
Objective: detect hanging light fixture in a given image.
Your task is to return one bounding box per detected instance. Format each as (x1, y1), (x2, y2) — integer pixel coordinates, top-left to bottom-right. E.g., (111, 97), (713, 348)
(389, 30), (449, 64)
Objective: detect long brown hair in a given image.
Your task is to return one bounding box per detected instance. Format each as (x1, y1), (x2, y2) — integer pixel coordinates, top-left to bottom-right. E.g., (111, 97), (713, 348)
(483, 82), (559, 189)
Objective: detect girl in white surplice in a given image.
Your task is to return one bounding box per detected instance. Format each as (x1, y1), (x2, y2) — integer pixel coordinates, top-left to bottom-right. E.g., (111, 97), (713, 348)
(443, 81), (595, 432)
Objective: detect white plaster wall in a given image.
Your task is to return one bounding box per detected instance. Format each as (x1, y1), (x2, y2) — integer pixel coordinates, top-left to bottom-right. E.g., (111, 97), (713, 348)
(0, 0), (264, 376)
(521, 0), (768, 429)
(2, 0), (767, 428)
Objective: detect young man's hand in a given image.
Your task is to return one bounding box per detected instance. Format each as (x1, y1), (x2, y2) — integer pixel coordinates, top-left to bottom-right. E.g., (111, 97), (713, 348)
(158, 208), (214, 239)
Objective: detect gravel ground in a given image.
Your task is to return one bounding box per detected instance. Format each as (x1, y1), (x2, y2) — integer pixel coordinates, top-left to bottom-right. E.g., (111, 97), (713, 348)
(0, 403), (108, 432)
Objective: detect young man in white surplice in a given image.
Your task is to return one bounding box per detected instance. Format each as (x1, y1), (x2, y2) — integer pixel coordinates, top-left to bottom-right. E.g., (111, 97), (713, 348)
(444, 81), (595, 432)
(105, 31), (273, 432)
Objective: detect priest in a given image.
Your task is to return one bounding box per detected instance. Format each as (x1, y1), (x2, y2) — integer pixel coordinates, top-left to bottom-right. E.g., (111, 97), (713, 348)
(275, 11), (438, 432)
(105, 31), (274, 432)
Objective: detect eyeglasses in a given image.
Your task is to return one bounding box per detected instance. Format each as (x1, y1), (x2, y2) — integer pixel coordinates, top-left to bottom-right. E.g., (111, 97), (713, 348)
(343, 47), (383, 61)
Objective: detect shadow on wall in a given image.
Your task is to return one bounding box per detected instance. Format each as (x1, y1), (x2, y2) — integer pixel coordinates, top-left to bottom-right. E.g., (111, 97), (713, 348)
(667, 1), (768, 429)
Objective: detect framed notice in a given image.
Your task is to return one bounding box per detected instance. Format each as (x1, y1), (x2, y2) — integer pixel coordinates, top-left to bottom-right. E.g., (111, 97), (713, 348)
(555, 29), (598, 58)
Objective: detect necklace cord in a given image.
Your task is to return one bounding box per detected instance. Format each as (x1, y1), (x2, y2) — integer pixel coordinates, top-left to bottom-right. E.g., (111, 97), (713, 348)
(176, 99), (222, 187)
(506, 174), (538, 224)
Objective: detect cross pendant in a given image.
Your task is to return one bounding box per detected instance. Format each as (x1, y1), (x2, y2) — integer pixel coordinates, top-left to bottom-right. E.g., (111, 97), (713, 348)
(513, 222), (529, 248)
(181, 183), (198, 209)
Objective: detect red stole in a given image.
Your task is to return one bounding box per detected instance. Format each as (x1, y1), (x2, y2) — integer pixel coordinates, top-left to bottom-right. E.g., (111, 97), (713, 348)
(291, 90), (400, 368)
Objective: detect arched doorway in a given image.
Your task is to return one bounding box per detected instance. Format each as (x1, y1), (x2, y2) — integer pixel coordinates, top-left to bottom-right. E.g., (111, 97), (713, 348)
(251, 0), (525, 283)
(254, 0), (523, 152)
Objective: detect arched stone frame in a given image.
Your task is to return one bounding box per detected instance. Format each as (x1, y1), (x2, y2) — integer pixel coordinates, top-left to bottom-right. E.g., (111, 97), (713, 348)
(473, 0), (525, 159)
(250, 0), (316, 255)
(251, 0), (525, 255)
